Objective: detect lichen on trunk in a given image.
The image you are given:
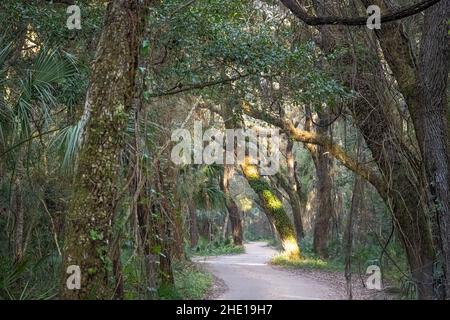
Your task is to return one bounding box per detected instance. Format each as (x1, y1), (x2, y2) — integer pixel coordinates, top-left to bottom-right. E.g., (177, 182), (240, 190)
(61, 0), (147, 299)
(241, 158), (300, 259)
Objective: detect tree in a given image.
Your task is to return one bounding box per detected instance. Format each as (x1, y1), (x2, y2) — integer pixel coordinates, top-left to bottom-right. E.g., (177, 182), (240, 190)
(61, 0), (150, 299)
(221, 164), (244, 246)
(280, 0), (445, 298)
(304, 110), (334, 258)
(221, 95), (300, 257)
(415, 0), (450, 298)
(276, 140), (305, 243)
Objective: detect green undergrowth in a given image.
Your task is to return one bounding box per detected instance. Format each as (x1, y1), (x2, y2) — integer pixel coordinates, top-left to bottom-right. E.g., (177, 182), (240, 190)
(271, 252), (344, 272)
(158, 261), (213, 300)
(189, 238), (245, 257)
(0, 255), (59, 300)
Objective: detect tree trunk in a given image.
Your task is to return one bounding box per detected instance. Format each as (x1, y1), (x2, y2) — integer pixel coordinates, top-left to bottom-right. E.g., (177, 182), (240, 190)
(111, 235), (123, 300)
(242, 158), (300, 258)
(305, 0), (437, 297)
(358, 0), (449, 298)
(220, 95), (299, 255)
(277, 173), (304, 244)
(344, 137), (364, 300)
(351, 68), (435, 300)
(221, 96), (244, 247)
(222, 212), (229, 240)
(153, 160), (175, 287)
(61, 0), (149, 299)
(222, 165), (243, 246)
(188, 201), (199, 248)
(305, 110), (334, 258)
(13, 169), (24, 263)
(159, 213), (175, 287)
(312, 148), (333, 258)
(417, 0), (450, 298)
(286, 140), (305, 242)
(136, 188), (158, 299)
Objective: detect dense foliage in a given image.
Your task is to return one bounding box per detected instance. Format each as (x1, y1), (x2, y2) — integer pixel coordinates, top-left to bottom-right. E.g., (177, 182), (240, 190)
(0, 0), (448, 300)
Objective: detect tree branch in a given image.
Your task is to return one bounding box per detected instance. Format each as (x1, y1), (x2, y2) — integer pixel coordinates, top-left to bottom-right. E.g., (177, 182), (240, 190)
(242, 105), (387, 198)
(149, 73), (253, 98)
(280, 0), (441, 26)
(200, 101), (386, 198)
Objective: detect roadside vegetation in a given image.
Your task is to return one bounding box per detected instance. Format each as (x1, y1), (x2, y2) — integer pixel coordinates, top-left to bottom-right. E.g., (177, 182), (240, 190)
(190, 238), (245, 257)
(158, 261), (213, 300)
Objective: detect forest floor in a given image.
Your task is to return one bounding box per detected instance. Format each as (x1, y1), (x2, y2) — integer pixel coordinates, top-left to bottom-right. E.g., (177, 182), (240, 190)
(194, 242), (395, 300)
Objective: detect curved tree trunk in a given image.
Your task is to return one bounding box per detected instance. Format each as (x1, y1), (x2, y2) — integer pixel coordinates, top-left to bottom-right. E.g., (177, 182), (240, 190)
(220, 94), (298, 255)
(351, 67), (435, 300)
(242, 158), (300, 258)
(308, 0), (436, 298)
(279, 0), (447, 299)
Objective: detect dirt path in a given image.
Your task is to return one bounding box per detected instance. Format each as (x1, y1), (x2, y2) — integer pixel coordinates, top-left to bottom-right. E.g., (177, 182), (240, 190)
(194, 242), (342, 300)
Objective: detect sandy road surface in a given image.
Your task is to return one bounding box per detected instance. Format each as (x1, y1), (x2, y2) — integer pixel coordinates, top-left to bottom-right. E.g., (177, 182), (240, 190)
(194, 242), (341, 300)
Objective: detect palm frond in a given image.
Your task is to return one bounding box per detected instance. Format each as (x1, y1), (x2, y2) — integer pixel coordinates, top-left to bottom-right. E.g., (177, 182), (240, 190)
(13, 48), (77, 138)
(0, 40), (12, 84)
(50, 120), (83, 171)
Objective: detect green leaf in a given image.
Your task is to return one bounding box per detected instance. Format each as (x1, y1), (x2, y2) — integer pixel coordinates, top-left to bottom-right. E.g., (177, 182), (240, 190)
(151, 244), (162, 255)
(143, 91), (151, 101)
(141, 39), (150, 57)
(89, 229), (104, 241)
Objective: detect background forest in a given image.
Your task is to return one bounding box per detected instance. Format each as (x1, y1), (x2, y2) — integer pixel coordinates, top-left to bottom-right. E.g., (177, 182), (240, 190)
(0, 0), (449, 300)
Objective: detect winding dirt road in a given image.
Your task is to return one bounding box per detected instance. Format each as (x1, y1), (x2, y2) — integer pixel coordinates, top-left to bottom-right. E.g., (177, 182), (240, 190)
(194, 242), (341, 300)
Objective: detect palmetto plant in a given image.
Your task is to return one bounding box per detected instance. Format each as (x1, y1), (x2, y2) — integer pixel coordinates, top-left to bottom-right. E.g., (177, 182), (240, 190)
(0, 255), (59, 300)
(0, 39), (77, 163)
(194, 164), (225, 210)
(177, 164), (225, 212)
(0, 40), (78, 299)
